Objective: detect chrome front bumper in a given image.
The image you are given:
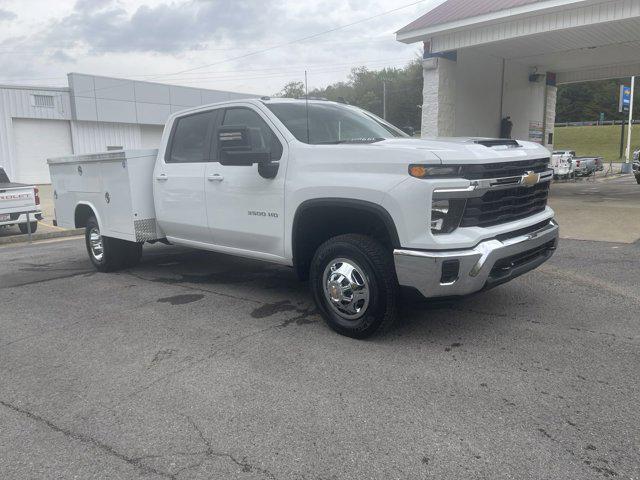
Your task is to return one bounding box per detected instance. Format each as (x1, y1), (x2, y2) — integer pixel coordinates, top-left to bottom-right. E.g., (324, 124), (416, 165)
(394, 220), (559, 298)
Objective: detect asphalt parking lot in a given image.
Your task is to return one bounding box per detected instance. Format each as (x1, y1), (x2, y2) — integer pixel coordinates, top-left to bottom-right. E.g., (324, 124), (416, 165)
(1, 177), (640, 480)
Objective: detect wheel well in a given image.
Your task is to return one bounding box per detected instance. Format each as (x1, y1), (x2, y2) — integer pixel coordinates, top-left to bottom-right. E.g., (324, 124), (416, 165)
(292, 200), (399, 280)
(74, 204), (95, 229)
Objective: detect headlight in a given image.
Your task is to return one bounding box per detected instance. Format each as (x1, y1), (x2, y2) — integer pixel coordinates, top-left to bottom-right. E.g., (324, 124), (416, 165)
(431, 198), (466, 234)
(409, 164), (463, 178)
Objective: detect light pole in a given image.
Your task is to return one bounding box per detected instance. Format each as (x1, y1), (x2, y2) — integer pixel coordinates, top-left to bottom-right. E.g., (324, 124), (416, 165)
(383, 81), (387, 120)
(625, 76), (635, 167)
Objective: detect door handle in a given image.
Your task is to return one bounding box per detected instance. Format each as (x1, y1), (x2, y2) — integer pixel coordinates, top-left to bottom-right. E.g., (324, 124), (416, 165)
(156, 174), (168, 181)
(208, 174), (224, 182)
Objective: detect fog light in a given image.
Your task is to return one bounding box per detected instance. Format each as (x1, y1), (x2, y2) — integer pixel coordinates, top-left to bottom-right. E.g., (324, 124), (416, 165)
(431, 200), (449, 232)
(440, 260), (460, 284)
(430, 198), (466, 234)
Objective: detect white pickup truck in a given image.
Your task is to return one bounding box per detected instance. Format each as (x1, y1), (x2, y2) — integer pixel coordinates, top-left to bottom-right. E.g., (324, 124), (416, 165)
(0, 166), (42, 235)
(48, 98), (558, 338)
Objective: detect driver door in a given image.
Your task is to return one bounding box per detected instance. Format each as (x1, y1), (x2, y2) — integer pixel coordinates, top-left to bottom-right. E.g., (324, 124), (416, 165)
(204, 106), (287, 258)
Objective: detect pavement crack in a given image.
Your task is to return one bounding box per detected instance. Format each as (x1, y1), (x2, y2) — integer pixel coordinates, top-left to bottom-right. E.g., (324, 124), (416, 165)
(538, 265), (640, 305)
(0, 399), (174, 479)
(123, 324), (276, 401)
(182, 415), (276, 479)
(1, 270), (95, 289)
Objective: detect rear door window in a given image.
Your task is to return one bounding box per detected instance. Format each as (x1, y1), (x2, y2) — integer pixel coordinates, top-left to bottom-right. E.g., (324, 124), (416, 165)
(167, 111), (215, 163)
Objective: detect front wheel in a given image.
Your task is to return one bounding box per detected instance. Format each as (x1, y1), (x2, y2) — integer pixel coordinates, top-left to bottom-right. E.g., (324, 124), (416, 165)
(309, 234), (399, 339)
(85, 216), (142, 272)
(635, 174), (640, 185)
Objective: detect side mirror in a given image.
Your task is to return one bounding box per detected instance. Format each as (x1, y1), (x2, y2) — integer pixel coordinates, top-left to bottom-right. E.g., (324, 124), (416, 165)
(217, 126), (270, 166)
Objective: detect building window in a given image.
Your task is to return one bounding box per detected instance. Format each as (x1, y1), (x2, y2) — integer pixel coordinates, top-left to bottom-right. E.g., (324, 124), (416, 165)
(33, 95), (55, 108)
(106, 146), (123, 151)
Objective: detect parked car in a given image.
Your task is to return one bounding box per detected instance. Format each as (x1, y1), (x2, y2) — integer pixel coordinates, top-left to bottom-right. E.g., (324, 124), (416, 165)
(595, 156), (604, 171)
(551, 150), (575, 179)
(573, 156), (601, 177)
(48, 99), (559, 338)
(0, 166), (42, 234)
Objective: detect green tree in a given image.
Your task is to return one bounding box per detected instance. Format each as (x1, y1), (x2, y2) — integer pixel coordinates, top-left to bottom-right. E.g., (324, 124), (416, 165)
(556, 78), (640, 123)
(275, 81), (305, 99)
(285, 58), (423, 131)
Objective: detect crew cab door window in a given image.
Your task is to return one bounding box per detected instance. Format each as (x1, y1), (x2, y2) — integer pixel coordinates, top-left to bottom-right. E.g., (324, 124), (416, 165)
(167, 111), (214, 163)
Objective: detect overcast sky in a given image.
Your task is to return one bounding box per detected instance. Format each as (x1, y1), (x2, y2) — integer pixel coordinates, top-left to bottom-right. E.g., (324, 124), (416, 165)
(0, 0), (441, 95)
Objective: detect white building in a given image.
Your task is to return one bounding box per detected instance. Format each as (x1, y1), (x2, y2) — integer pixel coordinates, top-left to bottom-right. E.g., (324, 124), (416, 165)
(396, 0), (640, 150)
(0, 73), (257, 184)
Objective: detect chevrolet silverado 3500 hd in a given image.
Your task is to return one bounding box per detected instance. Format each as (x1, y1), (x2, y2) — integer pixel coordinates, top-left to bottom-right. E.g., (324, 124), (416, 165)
(48, 98), (558, 338)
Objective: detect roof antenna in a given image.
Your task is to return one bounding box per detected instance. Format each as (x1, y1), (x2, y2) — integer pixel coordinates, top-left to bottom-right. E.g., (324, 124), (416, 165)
(305, 70), (310, 144)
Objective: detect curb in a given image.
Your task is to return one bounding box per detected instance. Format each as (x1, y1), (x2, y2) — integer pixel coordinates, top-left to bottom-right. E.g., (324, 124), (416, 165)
(0, 228), (83, 245)
(596, 173), (633, 182)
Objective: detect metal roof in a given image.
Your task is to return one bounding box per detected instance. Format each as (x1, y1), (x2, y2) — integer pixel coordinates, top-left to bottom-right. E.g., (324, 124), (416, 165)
(398, 0), (546, 34)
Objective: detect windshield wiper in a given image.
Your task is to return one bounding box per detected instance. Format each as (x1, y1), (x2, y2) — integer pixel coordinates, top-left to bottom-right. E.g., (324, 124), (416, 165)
(315, 138), (386, 145)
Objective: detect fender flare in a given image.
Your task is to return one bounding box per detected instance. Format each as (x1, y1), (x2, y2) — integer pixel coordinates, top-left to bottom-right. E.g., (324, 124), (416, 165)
(74, 201), (103, 230)
(291, 198), (401, 265)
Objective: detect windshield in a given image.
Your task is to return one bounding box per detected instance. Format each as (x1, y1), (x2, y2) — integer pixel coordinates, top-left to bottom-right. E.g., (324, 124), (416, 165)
(266, 102), (406, 145)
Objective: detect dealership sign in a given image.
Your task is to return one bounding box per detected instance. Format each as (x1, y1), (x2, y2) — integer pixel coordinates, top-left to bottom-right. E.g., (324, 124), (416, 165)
(619, 85), (631, 112)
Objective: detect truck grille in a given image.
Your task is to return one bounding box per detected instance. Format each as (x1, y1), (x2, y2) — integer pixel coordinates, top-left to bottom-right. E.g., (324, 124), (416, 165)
(463, 158), (549, 179)
(460, 182), (550, 228)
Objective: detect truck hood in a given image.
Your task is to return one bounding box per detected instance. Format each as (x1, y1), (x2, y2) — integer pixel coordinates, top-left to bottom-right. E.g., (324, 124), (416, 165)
(370, 137), (550, 164)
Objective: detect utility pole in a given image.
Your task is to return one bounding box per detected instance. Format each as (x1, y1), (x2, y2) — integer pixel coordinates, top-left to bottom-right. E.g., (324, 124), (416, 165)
(383, 81), (387, 120)
(619, 119), (626, 160)
(625, 75), (635, 165)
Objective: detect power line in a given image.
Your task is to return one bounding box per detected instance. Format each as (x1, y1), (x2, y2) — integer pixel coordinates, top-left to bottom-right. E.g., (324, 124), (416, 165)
(0, 57), (415, 85)
(0, 0), (428, 101)
(161, 0), (429, 78)
(0, 35), (398, 56)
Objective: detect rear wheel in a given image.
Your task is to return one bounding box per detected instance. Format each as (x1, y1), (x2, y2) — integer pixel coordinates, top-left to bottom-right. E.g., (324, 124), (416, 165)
(635, 174), (640, 185)
(18, 222), (38, 234)
(85, 216), (142, 272)
(309, 234), (399, 339)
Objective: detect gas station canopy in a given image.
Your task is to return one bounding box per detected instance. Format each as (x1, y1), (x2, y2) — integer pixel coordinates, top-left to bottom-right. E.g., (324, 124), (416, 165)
(396, 0), (640, 146)
(397, 0), (640, 84)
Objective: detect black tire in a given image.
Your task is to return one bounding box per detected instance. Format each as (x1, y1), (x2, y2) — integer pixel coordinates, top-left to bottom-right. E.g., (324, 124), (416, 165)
(85, 216), (142, 272)
(635, 174), (640, 185)
(18, 222), (38, 234)
(309, 234), (399, 339)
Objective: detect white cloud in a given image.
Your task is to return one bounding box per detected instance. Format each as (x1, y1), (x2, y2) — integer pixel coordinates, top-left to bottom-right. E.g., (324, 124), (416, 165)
(0, 8), (17, 21)
(0, 0), (434, 94)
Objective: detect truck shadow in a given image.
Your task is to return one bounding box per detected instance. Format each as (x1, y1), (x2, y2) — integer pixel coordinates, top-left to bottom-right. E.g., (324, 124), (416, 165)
(135, 244), (528, 341)
(135, 244), (305, 293)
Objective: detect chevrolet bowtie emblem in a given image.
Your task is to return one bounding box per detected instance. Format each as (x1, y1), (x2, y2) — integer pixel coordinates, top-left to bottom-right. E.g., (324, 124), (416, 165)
(521, 171), (540, 187)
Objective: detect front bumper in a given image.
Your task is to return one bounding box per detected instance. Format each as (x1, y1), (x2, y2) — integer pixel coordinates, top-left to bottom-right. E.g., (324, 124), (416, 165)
(394, 220), (559, 298)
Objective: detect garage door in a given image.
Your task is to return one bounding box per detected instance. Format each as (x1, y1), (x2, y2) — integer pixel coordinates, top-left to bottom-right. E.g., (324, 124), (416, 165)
(13, 118), (73, 184)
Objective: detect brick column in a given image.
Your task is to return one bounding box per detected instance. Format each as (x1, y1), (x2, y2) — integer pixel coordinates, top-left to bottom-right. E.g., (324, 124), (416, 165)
(544, 85), (557, 150)
(421, 57), (456, 138)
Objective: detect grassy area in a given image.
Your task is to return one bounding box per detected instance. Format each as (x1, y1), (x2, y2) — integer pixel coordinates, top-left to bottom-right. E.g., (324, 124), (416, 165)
(554, 125), (638, 161)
